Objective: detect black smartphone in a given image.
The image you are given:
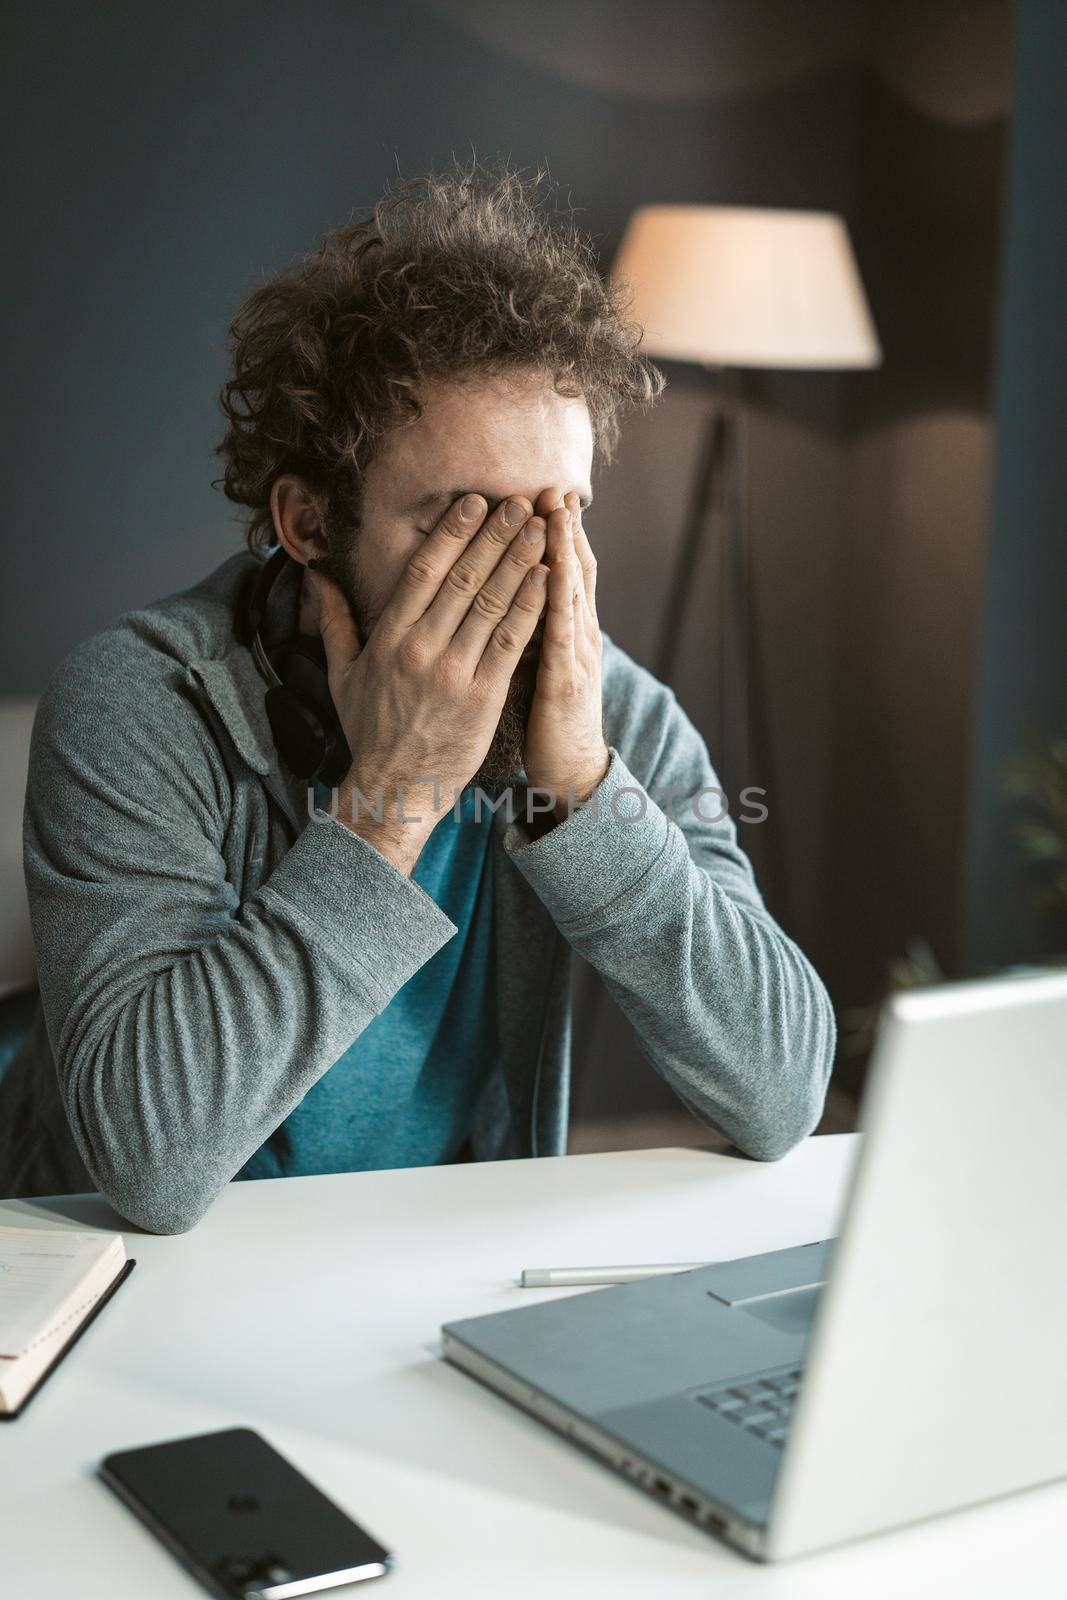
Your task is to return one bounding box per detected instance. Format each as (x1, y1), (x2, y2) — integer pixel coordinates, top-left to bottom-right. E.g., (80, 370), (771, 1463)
(99, 1427), (393, 1598)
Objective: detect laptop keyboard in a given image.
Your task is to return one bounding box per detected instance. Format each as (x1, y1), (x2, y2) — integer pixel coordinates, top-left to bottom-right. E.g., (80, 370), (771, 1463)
(692, 1363), (804, 1449)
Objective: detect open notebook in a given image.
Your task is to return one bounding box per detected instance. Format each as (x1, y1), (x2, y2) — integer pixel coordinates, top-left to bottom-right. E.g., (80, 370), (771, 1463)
(0, 1226), (133, 1417)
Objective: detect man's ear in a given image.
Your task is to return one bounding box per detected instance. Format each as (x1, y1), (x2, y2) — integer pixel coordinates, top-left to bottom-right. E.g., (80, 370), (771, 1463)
(270, 475), (326, 566)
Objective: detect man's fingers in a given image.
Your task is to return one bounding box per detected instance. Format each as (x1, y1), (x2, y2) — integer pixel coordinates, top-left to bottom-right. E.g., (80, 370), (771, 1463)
(476, 566), (548, 687)
(449, 516), (547, 664)
(540, 507), (576, 664)
(534, 484), (564, 521)
(420, 495), (536, 645)
(308, 569), (361, 677)
(377, 493), (488, 634)
(565, 493), (598, 614)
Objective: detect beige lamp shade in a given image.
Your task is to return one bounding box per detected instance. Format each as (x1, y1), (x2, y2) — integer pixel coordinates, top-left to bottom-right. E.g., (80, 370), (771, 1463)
(612, 204), (882, 370)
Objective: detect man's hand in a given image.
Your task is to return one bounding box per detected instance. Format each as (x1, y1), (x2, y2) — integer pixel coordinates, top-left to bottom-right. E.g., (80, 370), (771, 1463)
(523, 489), (610, 822)
(309, 494), (548, 874)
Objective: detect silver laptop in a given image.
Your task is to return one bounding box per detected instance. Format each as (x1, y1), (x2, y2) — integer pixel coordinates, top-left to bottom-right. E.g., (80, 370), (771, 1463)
(442, 971), (1067, 1560)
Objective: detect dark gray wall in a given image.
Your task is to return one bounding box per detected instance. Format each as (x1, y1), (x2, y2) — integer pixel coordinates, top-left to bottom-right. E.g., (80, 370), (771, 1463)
(2, 1), (1020, 1123)
(2, 0), (864, 693)
(962, 0), (1067, 971)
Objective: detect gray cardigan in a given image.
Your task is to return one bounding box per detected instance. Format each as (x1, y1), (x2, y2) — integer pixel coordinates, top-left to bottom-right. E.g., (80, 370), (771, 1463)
(0, 552), (836, 1233)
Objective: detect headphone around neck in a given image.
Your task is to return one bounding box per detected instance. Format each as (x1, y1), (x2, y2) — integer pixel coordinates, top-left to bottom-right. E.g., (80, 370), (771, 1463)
(235, 546), (351, 787)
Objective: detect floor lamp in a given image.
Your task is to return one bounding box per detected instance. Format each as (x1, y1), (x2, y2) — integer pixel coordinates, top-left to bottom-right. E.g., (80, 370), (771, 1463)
(611, 205), (882, 915)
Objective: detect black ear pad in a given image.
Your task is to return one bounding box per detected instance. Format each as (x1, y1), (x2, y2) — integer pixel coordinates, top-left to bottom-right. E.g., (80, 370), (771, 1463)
(264, 685), (329, 781)
(263, 637), (351, 786)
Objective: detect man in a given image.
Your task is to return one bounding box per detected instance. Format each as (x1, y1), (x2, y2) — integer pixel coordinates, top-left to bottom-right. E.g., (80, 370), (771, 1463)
(0, 164), (835, 1233)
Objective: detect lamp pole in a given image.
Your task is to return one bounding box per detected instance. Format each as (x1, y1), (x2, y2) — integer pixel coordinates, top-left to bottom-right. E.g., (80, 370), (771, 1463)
(652, 369), (786, 915)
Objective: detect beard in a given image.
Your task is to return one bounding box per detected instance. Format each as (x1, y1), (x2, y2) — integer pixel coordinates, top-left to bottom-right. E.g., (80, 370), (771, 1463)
(470, 621), (542, 792)
(324, 547), (542, 797)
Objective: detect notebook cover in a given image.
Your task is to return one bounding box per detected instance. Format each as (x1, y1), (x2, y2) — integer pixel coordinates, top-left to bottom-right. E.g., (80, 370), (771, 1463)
(0, 1256), (137, 1420)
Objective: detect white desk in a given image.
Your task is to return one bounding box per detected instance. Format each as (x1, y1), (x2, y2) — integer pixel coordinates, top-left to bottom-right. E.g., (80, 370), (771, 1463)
(2, 1139), (1062, 1598)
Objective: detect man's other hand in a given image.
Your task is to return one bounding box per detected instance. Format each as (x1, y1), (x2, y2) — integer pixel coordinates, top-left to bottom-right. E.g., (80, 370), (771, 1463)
(523, 488), (610, 822)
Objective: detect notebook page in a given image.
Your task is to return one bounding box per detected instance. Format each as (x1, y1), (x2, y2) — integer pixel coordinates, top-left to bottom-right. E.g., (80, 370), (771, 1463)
(0, 1228), (122, 1356)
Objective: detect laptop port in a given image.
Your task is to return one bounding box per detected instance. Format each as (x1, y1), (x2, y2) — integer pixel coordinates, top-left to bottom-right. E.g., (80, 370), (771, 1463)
(653, 1477), (671, 1496)
(679, 1495), (699, 1514)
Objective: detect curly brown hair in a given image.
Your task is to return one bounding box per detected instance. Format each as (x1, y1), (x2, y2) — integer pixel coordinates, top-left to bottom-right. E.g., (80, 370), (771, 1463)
(215, 158), (665, 553)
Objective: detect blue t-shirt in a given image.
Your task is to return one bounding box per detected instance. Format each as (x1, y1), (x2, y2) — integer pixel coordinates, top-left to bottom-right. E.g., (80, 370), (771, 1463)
(238, 786), (497, 1179)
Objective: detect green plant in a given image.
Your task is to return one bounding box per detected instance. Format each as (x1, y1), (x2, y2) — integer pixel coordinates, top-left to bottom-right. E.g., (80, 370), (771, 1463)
(1002, 734), (1067, 920)
(839, 937), (945, 1058)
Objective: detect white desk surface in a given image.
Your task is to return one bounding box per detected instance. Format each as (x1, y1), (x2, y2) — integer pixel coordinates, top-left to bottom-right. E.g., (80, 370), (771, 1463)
(2, 1138), (1062, 1599)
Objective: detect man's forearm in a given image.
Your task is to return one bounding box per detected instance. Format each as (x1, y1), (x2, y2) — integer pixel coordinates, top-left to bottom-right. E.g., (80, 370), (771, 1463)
(334, 772), (433, 877)
(36, 811), (456, 1234)
(503, 749), (837, 1160)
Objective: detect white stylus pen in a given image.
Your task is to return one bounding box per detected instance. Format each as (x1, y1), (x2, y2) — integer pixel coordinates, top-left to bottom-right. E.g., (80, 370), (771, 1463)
(520, 1262), (710, 1288)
